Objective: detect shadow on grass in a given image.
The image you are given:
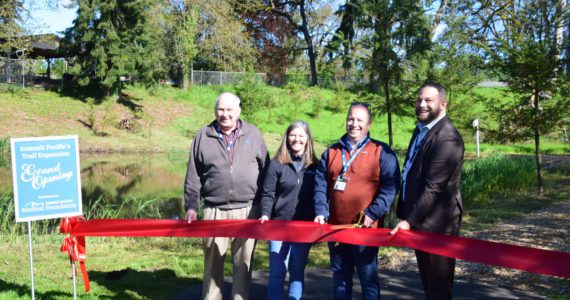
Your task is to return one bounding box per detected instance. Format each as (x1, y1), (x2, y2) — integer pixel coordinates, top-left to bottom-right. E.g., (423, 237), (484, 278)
(117, 92), (143, 112)
(0, 278), (73, 299)
(88, 268), (200, 299)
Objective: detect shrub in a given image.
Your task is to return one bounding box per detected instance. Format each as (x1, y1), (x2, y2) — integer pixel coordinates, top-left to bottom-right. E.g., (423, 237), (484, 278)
(328, 83), (356, 113)
(235, 75), (273, 122)
(0, 137), (9, 153)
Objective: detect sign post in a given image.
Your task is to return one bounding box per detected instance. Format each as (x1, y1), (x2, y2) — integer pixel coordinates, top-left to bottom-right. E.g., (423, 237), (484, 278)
(10, 135), (83, 299)
(472, 119), (480, 158)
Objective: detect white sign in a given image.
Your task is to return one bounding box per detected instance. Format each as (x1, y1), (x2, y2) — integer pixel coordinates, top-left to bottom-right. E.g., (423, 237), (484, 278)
(11, 136), (82, 222)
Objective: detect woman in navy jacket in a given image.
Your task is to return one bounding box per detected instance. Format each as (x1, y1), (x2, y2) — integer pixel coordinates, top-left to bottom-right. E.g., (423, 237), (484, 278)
(260, 120), (318, 300)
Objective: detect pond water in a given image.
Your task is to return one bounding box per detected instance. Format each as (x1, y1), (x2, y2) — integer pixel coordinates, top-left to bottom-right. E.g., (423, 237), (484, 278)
(0, 152), (190, 220)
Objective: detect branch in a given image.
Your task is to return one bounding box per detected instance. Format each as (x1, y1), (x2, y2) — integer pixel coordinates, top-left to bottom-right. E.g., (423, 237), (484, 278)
(430, 0), (449, 38)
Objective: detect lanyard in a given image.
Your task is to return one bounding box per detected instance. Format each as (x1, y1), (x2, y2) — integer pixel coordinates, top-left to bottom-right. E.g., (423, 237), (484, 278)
(340, 138), (370, 178)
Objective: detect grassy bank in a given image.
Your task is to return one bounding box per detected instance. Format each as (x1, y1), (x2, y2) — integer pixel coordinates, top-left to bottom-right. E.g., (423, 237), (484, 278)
(1, 83), (568, 155)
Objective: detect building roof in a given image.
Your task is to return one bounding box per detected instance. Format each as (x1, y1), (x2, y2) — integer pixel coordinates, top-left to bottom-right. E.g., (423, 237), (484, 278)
(0, 34), (63, 59)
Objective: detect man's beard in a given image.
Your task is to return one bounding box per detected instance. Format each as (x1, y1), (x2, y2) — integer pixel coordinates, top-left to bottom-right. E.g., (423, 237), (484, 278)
(416, 107), (441, 124)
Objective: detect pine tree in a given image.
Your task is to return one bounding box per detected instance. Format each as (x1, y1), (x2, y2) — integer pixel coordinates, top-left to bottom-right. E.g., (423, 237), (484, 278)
(62, 0), (164, 96)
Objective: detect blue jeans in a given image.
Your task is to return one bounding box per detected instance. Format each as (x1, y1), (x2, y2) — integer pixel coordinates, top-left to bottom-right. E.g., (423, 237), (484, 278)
(328, 242), (380, 300)
(268, 240), (312, 300)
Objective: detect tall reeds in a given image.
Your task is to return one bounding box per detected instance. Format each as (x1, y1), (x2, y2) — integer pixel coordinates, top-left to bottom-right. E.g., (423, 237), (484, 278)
(461, 154), (535, 207)
(0, 192), (174, 237)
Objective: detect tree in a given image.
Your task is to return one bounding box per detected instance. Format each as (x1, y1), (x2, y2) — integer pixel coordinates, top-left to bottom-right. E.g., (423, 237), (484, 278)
(241, 2), (296, 85)
(355, 0), (433, 146)
(0, 0), (28, 73)
(244, 0), (334, 86)
(61, 0), (164, 96)
(193, 0), (257, 71)
(324, 0), (358, 75)
(459, 0), (570, 195)
(241, 1), (337, 86)
(270, 0), (318, 86)
(162, 0), (199, 89)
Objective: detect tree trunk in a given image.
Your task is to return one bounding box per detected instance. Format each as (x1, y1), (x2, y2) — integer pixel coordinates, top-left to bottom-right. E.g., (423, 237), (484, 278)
(180, 64), (189, 90)
(533, 90), (544, 196)
(369, 19), (384, 93)
(299, 0), (318, 86)
(384, 79), (393, 147)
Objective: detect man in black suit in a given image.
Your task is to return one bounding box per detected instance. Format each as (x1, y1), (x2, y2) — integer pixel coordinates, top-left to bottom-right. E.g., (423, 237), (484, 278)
(390, 82), (464, 300)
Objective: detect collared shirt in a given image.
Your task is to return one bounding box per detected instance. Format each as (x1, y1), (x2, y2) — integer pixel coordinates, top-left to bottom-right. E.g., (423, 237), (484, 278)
(214, 120), (242, 163)
(402, 114), (446, 201)
(342, 135), (370, 154)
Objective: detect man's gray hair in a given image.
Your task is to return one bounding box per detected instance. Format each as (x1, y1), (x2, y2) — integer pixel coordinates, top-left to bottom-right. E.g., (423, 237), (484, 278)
(215, 92), (241, 108)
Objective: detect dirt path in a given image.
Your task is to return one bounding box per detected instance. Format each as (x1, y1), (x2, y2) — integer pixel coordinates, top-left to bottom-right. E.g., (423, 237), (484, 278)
(381, 200), (569, 297)
(381, 156), (570, 298)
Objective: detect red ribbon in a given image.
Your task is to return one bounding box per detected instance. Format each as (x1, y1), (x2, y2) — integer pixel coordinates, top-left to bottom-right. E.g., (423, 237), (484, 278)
(59, 218), (570, 293)
(59, 217), (90, 292)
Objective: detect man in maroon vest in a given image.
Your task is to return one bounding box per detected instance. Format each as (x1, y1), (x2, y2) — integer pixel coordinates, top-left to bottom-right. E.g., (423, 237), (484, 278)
(314, 102), (400, 300)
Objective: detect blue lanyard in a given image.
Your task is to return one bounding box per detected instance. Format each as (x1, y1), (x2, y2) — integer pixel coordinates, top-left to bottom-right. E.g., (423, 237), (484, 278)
(340, 138), (370, 178)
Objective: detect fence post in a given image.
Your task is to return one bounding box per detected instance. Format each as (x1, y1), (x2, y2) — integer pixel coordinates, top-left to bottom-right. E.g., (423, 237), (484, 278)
(6, 53), (10, 83)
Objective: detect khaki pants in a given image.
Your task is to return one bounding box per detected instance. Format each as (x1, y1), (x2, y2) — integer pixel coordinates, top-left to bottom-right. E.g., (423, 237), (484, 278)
(202, 206), (256, 300)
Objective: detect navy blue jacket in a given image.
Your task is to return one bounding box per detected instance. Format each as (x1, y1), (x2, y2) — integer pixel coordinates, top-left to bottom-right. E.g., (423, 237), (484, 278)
(314, 135), (401, 221)
(260, 158), (316, 221)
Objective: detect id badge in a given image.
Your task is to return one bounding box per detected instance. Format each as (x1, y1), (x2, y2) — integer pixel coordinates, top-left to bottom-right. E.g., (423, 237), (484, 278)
(333, 176), (350, 192)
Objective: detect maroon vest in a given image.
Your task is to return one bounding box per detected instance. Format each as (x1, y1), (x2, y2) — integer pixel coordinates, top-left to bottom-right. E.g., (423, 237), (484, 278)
(326, 140), (383, 226)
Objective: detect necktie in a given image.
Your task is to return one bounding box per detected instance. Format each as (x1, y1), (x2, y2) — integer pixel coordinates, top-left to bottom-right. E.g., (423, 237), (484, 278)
(402, 126), (428, 201)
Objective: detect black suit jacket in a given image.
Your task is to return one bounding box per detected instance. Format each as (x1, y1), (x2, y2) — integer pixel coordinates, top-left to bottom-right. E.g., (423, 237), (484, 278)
(396, 116), (464, 234)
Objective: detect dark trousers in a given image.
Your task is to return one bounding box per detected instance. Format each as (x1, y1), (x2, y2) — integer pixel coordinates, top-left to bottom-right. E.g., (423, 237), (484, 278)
(328, 242), (380, 300)
(414, 224), (460, 300)
(415, 249), (456, 300)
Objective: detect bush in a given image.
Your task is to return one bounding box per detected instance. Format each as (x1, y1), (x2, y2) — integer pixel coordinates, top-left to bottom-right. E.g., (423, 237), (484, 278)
(235, 75), (273, 122)
(328, 83), (356, 113)
(0, 137), (9, 153)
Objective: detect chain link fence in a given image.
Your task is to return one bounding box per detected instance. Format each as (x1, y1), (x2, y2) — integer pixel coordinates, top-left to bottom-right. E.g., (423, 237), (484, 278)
(190, 70), (266, 85)
(189, 70), (368, 87)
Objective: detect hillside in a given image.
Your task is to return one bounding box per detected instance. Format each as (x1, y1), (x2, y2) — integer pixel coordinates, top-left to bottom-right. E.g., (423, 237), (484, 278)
(1, 83), (568, 155)
(0, 85), (284, 153)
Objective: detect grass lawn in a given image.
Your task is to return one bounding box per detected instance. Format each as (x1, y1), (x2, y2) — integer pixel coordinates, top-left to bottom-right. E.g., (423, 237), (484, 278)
(1, 83), (569, 299)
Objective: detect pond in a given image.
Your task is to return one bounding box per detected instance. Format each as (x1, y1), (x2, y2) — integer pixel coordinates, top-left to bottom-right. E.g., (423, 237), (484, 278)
(0, 152), (190, 220)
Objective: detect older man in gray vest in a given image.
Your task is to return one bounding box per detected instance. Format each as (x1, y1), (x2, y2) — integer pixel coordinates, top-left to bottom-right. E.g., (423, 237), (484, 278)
(184, 92), (269, 300)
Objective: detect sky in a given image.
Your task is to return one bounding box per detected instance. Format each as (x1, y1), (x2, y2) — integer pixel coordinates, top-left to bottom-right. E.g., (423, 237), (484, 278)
(28, 1), (76, 35)
(27, 1), (446, 39)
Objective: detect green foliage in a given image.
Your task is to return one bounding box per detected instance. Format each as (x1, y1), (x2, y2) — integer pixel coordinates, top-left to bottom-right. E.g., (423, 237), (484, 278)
(192, 1), (257, 71)
(0, 137), (9, 153)
(84, 195), (166, 220)
(328, 83), (356, 113)
(61, 0), (165, 94)
(0, 83), (28, 97)
(0, 191), (61, 236)
(0, 1), (26, 54)
(463, 0), (569, 145)
(486, 93), (570, 143)
(310, 87), (325, 118)
(235, 75), (274, 122)
(162, 1), (199, 89)
(283, 82), (310, 120)
(461, 154), (536, 207)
